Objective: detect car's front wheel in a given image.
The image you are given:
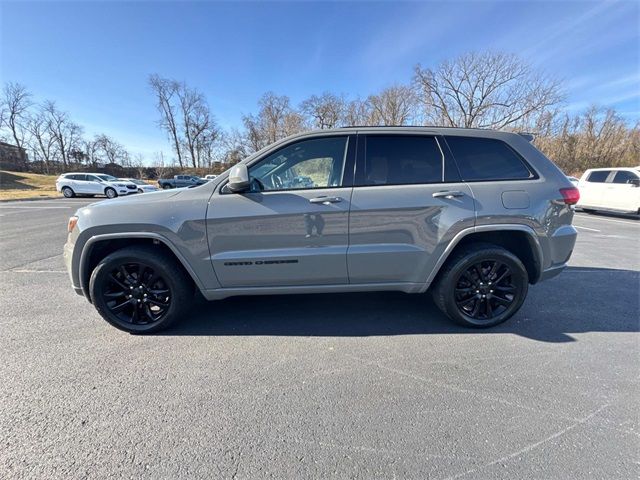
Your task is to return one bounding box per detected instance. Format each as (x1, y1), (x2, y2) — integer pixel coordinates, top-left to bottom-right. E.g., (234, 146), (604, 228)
(431, 244), (529, 328)
(89, 246), (193, 333)
(105, 187), (117, 199)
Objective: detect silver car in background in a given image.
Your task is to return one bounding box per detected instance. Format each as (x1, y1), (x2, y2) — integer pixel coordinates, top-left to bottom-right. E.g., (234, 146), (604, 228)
(64, 127), (579, 333)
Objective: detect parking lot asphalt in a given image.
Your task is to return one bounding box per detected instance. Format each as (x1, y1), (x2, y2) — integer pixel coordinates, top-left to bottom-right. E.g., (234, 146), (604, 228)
(1, 198), (638, 479)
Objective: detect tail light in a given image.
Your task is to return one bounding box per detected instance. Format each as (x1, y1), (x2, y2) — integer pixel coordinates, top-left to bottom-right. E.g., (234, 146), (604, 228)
(559, 187), (580, 205)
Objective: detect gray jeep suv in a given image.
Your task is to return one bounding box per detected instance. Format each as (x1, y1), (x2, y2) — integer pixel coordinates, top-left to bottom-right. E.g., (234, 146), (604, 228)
(64, 127), (579, 333)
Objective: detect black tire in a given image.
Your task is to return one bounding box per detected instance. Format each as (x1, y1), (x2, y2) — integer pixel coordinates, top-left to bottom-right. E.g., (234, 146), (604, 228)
(161, 183), (172, 190)
(62, 186), (75, 198)
(105, 187), (117, 199)
(89, 246), (193, 333)
(431, 243), (528, 328)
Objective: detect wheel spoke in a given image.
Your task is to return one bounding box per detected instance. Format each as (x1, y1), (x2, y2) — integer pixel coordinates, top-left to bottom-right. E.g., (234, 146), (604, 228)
(104, 291), (126, 298)
(488, 261), (501, 280)
(111, 298), (132, 313)
(109, 274), (129, 290)
(492, 294), (512, 307)
(148, 298), (169, 309)
(485, 297), (494, 317)
(494, 285), (516, 293)
(143, 304), (156, 322)
(470, 298), (481, 317)
(493, 268), (511, 286)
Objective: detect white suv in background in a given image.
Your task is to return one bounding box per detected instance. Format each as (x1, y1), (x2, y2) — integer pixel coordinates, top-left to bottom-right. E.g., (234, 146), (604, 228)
(56, 173), (138, 199)
(577, 167), (640, 214)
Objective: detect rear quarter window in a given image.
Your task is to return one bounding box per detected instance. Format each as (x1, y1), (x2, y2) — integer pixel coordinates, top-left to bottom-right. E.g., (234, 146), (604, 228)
(611, 170), (638, 184)
(445, 136), (534, 181)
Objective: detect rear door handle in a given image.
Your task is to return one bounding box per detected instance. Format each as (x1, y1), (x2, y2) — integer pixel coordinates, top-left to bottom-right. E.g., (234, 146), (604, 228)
(309, 196), (342, 204)
(432, 190), (465, 199)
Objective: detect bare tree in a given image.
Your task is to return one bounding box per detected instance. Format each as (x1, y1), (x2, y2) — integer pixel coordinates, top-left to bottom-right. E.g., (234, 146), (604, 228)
(149, 74), (184, 167)
(368, 85), (417, 125)
(94, 133), (129, 165)
(414, 52), (563, 129)
(242, 92), (306, 152)
(42, 101), (82, 167)
(1, 82), (32, 148)
(300, 92), (345, 129)
(343, 97), (373, 126)
(26, 108), (57, 172)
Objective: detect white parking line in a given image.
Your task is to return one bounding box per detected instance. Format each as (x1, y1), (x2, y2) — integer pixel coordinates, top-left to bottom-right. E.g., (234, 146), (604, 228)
(574, 225), (600, 232)
(574, 214), (639, 226)
(0, 206), (73, 209)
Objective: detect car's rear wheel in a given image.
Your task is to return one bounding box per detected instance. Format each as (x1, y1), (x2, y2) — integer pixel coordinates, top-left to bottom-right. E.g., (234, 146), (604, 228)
(89, 246), (192, 333)
(431, 244), (528, 328)
(162, 184), (172, 189)
(62, 186), (75, 198)
(105, 187), (117, 199)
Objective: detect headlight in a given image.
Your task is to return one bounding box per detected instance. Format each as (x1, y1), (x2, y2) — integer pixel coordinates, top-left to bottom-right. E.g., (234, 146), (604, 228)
(68, 216), (78, 233)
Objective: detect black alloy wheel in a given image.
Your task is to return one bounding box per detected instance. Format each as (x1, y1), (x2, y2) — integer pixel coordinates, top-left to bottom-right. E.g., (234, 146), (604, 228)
(431, 244), (528, 328)
(101, 261), (172, 326)
(454, 260), (516, 321)
(89, 246), (192, 333)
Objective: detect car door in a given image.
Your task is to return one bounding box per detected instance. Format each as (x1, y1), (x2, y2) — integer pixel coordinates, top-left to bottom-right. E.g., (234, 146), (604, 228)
(85, 175), (105, 194)
(606, 170), (640, 211)
(347, 133), (475, 284)
(580, 170), (611, 208)
(206, 134), (356, 288)
(71, 174), (91, 194)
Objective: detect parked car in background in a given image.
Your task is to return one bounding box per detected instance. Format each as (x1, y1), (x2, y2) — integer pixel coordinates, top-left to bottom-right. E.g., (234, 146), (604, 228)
(157, 175), (208, 189)
(119, 178), (159, 194)
(204, 174), (218, 180)
(577, 167), (640, 214)
(64, 127), (579, 333)
(56, 173), (138, 198)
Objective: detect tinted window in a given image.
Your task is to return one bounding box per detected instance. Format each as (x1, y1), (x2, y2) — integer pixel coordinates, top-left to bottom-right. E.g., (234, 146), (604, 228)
(363, 135), (442, 186)
(446, 136), (532, 181)
(86, 175), (101, 182)
(73, 174), (87, 181)
(250, 136), (348, 191)
(611, 170), (638, 184)
(586, 171), (611, 183)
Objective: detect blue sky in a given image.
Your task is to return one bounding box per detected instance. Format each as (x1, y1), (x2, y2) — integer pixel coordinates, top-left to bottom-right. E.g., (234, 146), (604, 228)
(2, 0), (638, 159)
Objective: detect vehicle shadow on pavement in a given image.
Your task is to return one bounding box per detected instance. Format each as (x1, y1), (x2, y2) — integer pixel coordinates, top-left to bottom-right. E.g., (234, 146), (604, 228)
(162, 267), (639, 343)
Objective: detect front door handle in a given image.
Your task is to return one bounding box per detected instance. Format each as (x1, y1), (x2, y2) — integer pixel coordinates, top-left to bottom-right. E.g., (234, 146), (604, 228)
(309, 196), (342, 205)
(432, 190), (465, 199)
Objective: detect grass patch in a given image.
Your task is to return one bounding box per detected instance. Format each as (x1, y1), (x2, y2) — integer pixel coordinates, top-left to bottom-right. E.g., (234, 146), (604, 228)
(0, 170), (61, 200)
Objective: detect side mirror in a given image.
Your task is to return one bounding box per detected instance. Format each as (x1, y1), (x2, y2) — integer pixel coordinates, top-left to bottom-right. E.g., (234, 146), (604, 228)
(629, 178), (640, 187)
(227, 164), (250, 192)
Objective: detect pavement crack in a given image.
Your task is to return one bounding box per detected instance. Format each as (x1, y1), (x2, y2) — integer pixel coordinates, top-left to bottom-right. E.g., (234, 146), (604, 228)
(440, 404), (610, 480)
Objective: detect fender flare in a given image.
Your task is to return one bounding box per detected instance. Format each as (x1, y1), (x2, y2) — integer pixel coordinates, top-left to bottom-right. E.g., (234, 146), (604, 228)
(78, 232), (206, 298)
(423, 224), (543, 289)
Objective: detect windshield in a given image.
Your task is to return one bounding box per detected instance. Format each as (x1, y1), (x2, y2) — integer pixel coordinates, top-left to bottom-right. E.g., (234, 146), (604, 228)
(97, 174), (118, 182)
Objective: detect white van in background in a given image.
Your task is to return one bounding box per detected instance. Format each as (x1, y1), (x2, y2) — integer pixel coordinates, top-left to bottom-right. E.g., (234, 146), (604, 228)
(577, 167), (640, 214)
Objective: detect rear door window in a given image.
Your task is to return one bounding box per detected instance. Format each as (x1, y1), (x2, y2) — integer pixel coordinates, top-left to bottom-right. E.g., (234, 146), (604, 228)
(611, 171), (638, 184)
(586, 171), (611, 183)
(445, 136), (533, 181)
(361, 135), (443, 186)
